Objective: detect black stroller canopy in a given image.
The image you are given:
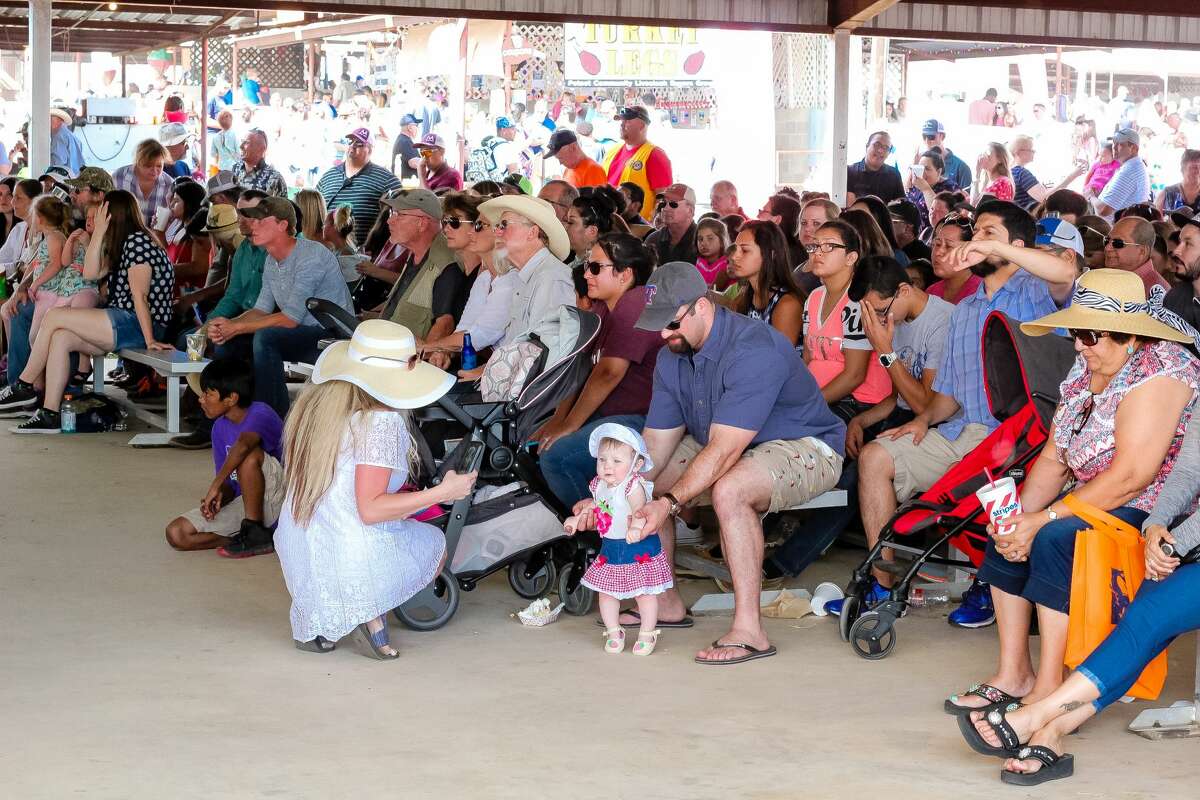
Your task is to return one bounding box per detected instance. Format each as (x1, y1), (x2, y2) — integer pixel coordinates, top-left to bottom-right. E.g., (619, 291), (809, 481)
(983, 311), (1077, 427)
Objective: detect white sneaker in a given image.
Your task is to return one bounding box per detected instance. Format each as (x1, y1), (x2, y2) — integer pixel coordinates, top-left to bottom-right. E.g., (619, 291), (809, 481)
(673, 518), (705, 547)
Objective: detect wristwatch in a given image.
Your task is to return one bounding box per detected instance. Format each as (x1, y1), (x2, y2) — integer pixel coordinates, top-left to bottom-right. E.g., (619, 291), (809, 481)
(1046, 506), (1059, 523)
(662, 492), (683, 517)
(878, 351), (899, 368)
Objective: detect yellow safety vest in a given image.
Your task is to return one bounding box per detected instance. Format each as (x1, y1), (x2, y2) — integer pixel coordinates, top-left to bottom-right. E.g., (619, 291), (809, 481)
(603, 141), (660, 219)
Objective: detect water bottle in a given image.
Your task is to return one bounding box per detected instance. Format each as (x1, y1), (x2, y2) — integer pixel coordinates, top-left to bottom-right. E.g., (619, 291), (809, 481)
(61, 394), (77, 434)
(460, 332), (477, 370)
(908, 585), (950, 607)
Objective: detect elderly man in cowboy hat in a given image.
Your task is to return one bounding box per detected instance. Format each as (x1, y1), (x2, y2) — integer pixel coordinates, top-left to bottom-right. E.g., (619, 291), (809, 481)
(49, 107), (84, 176)
(477, 194), (573, 346)
(159, 122), (195, 179)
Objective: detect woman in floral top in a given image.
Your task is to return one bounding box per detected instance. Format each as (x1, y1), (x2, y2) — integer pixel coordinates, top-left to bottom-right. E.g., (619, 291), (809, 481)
(945, 269), (1200, 737)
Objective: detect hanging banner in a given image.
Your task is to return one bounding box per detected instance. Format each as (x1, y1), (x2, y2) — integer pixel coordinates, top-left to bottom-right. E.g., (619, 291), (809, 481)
(563, 24), (713, 87)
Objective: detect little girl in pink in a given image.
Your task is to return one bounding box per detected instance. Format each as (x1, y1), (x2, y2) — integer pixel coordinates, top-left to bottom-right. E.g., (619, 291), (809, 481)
(25, 196), (99, 345)
(694, 217), (730, 289)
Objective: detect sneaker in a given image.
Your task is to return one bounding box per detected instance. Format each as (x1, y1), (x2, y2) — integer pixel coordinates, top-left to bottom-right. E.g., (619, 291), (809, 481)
(0, 381), (39, 412)
(948, 579), (996, 628)
(825, 578), (890, 617)
(168, 429), (212, 450)
(673, 518), (705, 547)
(217, 519), (276, 559)
(11, 408), (61, 434)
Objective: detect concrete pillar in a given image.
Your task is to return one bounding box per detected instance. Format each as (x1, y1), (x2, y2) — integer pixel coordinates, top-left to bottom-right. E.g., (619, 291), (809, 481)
(830, 29), (851, 207)
(28, 0), (52, 176)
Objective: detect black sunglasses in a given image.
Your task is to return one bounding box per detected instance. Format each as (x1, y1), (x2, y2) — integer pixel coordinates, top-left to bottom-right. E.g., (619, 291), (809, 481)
(1071, 392), (1096, 438)
(665, 300), (699, 331)
(442, 216), (487, 232)
(583, 260), (614, 276)
(1069, 329), (1110, 347)
(1103, 236), (1131, 249)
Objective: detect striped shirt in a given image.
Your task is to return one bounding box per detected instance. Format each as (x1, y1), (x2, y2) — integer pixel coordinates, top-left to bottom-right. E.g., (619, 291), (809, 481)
(316, 162), (401, 245)
(1097, 157), (1150, 217)
(112, 165), (176, 227)
(933, 269), (1060, 441)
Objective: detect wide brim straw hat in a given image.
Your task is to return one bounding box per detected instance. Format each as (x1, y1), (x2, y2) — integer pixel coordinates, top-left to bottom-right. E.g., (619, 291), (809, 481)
(311, 320), (455, 409)
(1020, 268), (1194, 345)
(478, 195), (572, 261)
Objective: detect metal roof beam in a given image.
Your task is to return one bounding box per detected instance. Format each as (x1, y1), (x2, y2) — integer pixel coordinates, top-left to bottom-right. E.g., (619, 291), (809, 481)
(829, 0), (903, 30)
(915, 0), (1200, 18)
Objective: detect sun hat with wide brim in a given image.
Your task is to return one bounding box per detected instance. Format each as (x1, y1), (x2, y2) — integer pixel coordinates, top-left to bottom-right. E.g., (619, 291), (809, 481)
(50, 108), (73, 126)
(478, 195), (571, 261)
(310, 319), (455, 409)
(1020, 268), (1196, 345)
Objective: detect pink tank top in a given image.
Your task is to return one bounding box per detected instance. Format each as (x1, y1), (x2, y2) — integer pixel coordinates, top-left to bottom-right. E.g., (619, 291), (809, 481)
(803, 285), (892, 405)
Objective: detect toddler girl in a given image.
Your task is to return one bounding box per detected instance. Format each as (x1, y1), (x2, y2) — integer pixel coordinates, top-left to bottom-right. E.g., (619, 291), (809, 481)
(694, 217), (730, 289)
(564, 423), (672, 656)
(26, 196), (98, 345)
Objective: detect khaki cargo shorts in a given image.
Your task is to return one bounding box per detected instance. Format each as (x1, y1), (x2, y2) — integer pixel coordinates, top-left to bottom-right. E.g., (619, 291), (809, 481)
(872, 423), (989, 502)
(179, 454), (286, 536)
(670, 435), (843, 514)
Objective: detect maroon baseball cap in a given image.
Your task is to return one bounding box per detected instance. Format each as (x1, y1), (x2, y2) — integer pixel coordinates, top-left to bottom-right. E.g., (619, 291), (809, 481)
(346, 127), (372, 145)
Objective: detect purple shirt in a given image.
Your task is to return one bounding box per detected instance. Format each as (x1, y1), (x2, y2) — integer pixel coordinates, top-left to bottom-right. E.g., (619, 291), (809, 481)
(593, 287), (664, 418)
(212, 401), (284, 496)
(424, 164), (464, 191)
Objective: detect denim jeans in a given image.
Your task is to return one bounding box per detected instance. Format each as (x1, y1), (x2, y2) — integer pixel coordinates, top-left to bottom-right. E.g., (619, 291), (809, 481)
(7, 300), (33, 385)
(539, 413), (647, 508)
(1079, 562), (1200, 710)
(769, 460), (859, 577)
(215, 324), (324, 417)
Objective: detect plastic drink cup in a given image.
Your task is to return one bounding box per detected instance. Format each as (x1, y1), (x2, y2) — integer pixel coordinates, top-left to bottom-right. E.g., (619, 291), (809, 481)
(976, 476), (1021, 535)
(186, 332), (206, 362)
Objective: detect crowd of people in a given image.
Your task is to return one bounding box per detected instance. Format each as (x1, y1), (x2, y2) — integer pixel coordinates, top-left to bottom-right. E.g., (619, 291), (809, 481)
(6, 96), (1200, 788)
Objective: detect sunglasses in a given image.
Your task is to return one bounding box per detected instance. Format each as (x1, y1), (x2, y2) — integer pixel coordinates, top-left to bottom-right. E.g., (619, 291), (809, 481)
(1069, 329), (1111, 347)
(805, 242), (850, 254)
(1071, 392), (1096, 439)
(496, 219), (531, 232)
(419, 148), (438, 157)
(1103, 236), (1132, 249)
(583, 260), (614, 276)
(442, 216), (487, 232)
(1078, 225), (1108, 240)
(664, 300), (699, 331)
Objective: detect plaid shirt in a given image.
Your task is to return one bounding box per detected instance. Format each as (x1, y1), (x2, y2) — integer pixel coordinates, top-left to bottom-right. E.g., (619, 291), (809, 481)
(111, 165), (175, 227)
(233, 160), (289, 197)
(933, 269), (1062, 441)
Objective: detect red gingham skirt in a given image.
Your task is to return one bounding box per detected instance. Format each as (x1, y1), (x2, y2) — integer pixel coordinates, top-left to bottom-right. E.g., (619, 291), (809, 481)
(581, 548), (674, 600)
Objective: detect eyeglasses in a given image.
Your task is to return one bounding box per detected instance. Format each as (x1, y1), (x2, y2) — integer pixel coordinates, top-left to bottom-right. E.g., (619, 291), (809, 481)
(1103, 237), (1131, 249)
(1069, 329), (1111, 347)
(665, 300), (700, 331)
(419, 148), (437, 157)
(1078, 225), (1108, 241)
(870, 295), (898, 321)
(583, 260), (614, 276)
(805, 242), (849, 255)
(442, 216), (487, 232)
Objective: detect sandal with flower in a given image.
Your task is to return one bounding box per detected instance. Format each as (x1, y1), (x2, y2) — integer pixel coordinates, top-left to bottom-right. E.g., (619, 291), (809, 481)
(603, 627), (626, 654)
(631, 629), (660, 657)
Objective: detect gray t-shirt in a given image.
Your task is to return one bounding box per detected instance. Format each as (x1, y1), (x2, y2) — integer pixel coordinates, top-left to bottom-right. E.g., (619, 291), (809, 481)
(254, 238), (354, 327)
(893, 294), (954, 411)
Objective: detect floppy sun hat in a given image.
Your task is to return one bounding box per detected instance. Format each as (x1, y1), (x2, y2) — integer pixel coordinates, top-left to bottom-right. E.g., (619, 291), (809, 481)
(588, 422), (654, 473)
(1020, 268), (1197, 345)
(311, 320), (455, 409)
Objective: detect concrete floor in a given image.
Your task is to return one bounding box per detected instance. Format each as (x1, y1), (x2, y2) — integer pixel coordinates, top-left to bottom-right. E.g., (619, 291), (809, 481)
(2, 425), (1197, 799)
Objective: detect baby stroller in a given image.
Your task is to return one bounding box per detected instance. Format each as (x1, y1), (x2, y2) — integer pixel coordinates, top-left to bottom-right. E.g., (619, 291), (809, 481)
(838, 311), (1077, 660)
(305, 300), (603, 631)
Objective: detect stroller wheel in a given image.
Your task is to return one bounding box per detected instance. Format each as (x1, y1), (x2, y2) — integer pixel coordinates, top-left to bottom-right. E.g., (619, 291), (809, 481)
(848, 611), (898, 660)
(393, 568), (460, 632)
(508, 555), (557, 600)
(558, 564), (595, 616)
(838, 593), (862, 643)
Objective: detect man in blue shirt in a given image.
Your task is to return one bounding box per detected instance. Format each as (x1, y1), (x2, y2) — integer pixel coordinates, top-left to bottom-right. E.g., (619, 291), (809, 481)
(857, 201), (1075, 626)
(576, 262), (845, 665)
(49, 108), (84, 175)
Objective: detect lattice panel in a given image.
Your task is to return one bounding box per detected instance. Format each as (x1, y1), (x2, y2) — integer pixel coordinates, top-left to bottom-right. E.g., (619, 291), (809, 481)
(773, 32), (829, 110)
(181, 39), (306, 90)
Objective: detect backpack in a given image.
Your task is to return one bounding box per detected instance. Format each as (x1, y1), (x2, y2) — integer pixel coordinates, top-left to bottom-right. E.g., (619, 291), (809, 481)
(464, 136), (507, 183)
(69, 392), (128, 433)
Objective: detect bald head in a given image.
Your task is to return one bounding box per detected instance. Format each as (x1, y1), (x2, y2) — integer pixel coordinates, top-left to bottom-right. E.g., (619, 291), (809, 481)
(709, 180), (740, 216)
(1114, 216), (1156, 249)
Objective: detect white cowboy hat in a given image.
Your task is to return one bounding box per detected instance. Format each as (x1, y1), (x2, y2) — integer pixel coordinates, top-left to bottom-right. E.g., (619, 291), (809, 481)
(49, 108), (73, 126)
(587, 421), (654, 473)
(311, 320), (455, 409)
(478, 195), (571, 261)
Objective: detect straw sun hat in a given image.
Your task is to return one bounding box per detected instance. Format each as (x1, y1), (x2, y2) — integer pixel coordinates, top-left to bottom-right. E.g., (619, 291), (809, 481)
(1020, 268), (1197, 345)
(478, 195), (572, 261)
(311, 320), (456, 409)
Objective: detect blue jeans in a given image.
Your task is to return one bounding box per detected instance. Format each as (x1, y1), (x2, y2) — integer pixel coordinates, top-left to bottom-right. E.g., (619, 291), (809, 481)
(539, 414), (646, 508)
(769, 460), (859, 577)
(978, 504), (1149, 613)
(7, 300), (33, 385)
(215, 324), (324, 417)
(1079, 562), (1200, 710)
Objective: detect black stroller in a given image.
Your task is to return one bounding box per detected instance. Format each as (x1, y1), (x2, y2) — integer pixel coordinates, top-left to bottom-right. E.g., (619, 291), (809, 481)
(306, 300), (603, 631)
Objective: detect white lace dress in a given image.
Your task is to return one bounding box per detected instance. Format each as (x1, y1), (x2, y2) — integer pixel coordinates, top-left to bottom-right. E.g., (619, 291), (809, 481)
(275, 410), (446, 643)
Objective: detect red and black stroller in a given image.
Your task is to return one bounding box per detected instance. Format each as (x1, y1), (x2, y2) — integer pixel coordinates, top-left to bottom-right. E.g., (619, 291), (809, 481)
(839, 311), (1077, 659)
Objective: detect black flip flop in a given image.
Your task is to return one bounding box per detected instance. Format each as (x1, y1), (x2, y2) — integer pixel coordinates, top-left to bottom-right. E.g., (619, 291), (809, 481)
(944, 682), (1023, 715)
(1000, 746), (1075, 786)
(352, 623), (399, 660)
(594, 610), (695, 629)
(694, 640), (777, 666)
(957, 703), (1023, 758)
(294, 636), (336, 653)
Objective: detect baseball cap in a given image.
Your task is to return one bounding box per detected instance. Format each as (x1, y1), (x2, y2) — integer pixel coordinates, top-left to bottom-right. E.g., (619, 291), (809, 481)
(345, 127), (372, 145)
(418, 133), (445, 150)
(921, 119), (945, 137)
(1035, 217), (1085, 257)
(66, 166), (114, 192)
(1171, 208), (1200, 230)
(615, 105), (652, 125)
(888, 199), (921, 232)
(158, 122), (192, 147)
(38, 165), (74, 183)
(207, 170), (239, 196)
(400, 113), (420, 125)
(546, 129), (578, 157)
(662, 183), (697, 205)
(495, 117), (515, 130)
(634, 261), (709, 331)
(238, 195), (297, 229)
(381, 188), (441, 220)
(1112, 127), (1140, 146)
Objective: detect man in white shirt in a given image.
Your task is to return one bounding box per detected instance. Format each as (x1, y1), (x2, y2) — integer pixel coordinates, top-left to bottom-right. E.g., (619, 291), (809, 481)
(1097, 128), (1151, 219)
